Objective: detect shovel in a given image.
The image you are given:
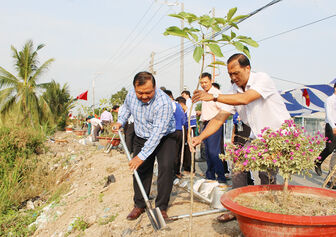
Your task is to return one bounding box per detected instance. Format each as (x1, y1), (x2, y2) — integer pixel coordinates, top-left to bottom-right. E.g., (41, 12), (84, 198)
(104, 134), (115, 153)
(118, 130), (166, 231)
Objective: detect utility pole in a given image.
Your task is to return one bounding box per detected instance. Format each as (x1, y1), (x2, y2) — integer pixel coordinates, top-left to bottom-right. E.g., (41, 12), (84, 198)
(211, 7), (216, 82)
(180, 2), (184, 93)
(149, 51), (156, 75)
(92, 80), (95, 113)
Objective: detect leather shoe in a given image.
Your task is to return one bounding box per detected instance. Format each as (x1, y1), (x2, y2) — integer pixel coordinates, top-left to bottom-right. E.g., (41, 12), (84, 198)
(127, 207), (145, 220)
(160, 210), (169, 221)
(315, 164), (322, 176)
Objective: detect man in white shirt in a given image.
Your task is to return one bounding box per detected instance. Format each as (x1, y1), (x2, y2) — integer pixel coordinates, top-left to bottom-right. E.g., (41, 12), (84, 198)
(100, 108), (113, 126)
(198, 72), (227, 183)
(192, 53), (290, 188)
(86, 117), (103, 142)
(315, 83), (336, 176)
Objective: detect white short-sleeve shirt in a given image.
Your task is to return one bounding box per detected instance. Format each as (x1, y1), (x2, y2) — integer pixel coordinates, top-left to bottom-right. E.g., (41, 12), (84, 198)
(221, 72), (290, 138)
(201, 86), (227, 121)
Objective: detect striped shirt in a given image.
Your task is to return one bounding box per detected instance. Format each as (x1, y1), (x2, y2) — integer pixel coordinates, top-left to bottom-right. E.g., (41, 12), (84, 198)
(118, 88), (175, 160)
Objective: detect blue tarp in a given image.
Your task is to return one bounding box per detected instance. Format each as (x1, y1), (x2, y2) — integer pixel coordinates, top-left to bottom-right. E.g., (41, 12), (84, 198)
(280, 84), (334, 117)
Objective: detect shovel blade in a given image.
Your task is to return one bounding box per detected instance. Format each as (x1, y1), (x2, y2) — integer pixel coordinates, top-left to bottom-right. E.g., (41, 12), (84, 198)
(146, 207), (166, 230)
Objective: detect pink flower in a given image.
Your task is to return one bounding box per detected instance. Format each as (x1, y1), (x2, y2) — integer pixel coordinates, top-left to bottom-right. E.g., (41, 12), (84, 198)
(243, 160), (248, 166)
(251, 157), (256, 160)
(290, 156), (294, 160)
(273, 159), (277, 163)
(317, 156), (321, 160)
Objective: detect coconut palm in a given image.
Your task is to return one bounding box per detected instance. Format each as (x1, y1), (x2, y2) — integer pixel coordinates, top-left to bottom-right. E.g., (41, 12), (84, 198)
(0, 40), (54, 126)
(41, 80), (75, 130)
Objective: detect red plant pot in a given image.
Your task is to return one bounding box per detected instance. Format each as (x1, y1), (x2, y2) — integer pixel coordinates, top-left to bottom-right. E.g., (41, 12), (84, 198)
(221, 185), (336, 237)
(74, 130), (86, 136)
(97, 136), (120, 147)
(65, 127), (73, 132)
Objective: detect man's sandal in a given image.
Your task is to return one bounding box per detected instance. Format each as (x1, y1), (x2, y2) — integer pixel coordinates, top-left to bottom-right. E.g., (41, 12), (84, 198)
(216, 212), (236, 223)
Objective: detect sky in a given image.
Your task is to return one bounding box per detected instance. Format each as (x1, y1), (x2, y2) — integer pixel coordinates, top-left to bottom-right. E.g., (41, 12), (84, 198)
(1, 0), (336, 112)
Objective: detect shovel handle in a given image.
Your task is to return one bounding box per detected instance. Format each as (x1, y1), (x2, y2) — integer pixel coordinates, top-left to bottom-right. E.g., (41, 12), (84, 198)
(118, 130), (150, 203)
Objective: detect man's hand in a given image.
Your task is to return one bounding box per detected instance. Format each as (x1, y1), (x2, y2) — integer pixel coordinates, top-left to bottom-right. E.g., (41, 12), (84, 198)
(129, 156), (144, 171)
(333, 128), (336, 135)
(189, 136), (203, 152)
(112, 122), (122, 133)
(192, 90), (214, 103)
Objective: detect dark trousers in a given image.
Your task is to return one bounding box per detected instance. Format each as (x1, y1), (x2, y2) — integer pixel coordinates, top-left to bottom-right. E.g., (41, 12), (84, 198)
(182, 127), (194, 172)
(124, 122), (135, 154)
(173, 130), (183, 175)
(204, 122), (226, 182)
(133, 133), (176, 211)
(92, 125), (101, 141)
(318, 123), (336, 164)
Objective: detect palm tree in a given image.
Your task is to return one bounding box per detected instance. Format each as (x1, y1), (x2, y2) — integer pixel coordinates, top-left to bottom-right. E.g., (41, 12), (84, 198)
(0, 40), (54, 126)
(41, 80), (75, 130)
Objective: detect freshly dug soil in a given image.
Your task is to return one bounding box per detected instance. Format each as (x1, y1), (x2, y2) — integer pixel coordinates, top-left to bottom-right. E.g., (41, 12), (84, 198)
(234, 190), (336, 216)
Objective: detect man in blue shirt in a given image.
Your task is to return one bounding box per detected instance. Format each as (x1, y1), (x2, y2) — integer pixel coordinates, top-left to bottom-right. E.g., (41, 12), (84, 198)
(114, 71), (176, 221)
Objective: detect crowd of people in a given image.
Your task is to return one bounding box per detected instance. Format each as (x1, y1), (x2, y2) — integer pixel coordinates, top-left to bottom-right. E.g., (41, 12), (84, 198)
(81, 53), (335, 223)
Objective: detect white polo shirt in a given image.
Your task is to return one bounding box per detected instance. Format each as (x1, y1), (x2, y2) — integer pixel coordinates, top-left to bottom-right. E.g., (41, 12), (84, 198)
(221, 72), (290, 138)
(201, 86), (226, 121)
(325, 93), (336, 128)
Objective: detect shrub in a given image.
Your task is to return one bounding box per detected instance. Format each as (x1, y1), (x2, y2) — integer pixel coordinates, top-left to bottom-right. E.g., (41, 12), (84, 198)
(221, 120), (325, 191)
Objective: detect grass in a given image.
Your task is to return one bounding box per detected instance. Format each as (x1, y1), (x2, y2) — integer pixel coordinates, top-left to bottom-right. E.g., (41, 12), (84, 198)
(98, 214), (118, 225)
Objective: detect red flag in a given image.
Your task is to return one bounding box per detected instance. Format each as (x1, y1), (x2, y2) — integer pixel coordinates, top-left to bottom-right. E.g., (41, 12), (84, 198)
(76, 91), (88, 100)
(302, 88), (310, 107)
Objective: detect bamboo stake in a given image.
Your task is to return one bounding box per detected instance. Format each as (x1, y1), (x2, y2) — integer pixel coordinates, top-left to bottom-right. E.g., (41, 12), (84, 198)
(188, 41), (205, 237)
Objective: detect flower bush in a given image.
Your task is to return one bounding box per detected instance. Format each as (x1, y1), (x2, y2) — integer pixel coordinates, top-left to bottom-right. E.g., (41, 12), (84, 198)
(221, 120), (326, 189)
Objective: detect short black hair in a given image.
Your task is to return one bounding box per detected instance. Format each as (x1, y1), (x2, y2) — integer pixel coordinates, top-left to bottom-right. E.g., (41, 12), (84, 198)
(212, 82), (220, 90)
(163, 89), (173, 99)
(86, 117), (90, 121)
(133, 71), (156, 87)
(181, 90), (191, 97)
(175, 96), (186, 105)
(112, 105), (120, 110)
(201, 72), (212, 80)
(227, 53), (250, 67)
(334, 83), (336, 89)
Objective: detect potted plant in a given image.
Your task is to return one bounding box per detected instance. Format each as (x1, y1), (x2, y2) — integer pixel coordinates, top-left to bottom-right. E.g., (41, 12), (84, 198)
(220, 120), (336, 236)
(97, 123), (120, 147)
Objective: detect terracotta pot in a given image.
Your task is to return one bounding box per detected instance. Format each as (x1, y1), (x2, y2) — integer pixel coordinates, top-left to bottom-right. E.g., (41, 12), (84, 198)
(74, 130), (86, 136)
(97, 136), (120, 147)
(65, 127), (73, 132)
(221, 185), (336, 237)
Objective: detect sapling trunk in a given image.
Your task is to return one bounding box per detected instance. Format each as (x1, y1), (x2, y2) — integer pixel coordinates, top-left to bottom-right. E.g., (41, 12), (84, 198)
(188, 40), (205, 237)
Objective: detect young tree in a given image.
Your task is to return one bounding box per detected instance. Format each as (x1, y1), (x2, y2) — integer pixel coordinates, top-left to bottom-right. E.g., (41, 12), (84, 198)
(41, 80), (75, 130)
(110, 87), (128, 106)
(0, 40), (54, 127)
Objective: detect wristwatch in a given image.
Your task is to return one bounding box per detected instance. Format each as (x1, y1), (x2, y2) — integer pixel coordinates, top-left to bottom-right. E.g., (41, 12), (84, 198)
(213, 93), (219, 102)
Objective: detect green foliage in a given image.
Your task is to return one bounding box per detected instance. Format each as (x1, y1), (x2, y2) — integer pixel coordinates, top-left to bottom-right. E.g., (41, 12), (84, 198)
(41, 80), (75, 130)
(0, 40), (54, 127)
(221, 120), (325, 181)
(0, 126), (45, 213)
(71, 217), (89, 232)
(164, 8), (258, 66)
(98, 214), (118, 225)
(110, 87), (128, 106)
(0, 208), (41, 236)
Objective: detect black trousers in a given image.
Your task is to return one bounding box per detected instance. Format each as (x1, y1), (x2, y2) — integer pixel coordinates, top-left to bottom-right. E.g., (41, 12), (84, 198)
(133, 133), (176, 211)
(124, 122), (135, 154)
(173, 130), (183, 175)
(318, 123), (336, 164)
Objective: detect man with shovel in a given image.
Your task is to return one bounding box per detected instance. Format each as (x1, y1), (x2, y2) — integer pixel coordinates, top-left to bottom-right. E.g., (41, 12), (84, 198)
(113, 71), (176, 221)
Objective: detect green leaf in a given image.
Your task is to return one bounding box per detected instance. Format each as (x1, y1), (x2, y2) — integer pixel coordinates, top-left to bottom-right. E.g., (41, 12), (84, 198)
(211, 24), (221, 32)
(229, 22), (239, 30)
(220, 34), (231, 42)
(199, 15), (211, 28)
(193, 46), (203, 63)
(233, 41), (244, 51)
(231, 31), (236, 39)
(202, 39), (217, 43)
(239, 38), (259, 47)
(227, 7), (237, 21)
(168, 13), (184, 20)
(208, 44), (223, 57)
(215, 17), (226, 25)
(242, 46), (251, 58)
(231, 14), (248, 23)
(188, 32), (198, 42)
(211, 60), (226, 66)
(163, 26), (189, 39)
